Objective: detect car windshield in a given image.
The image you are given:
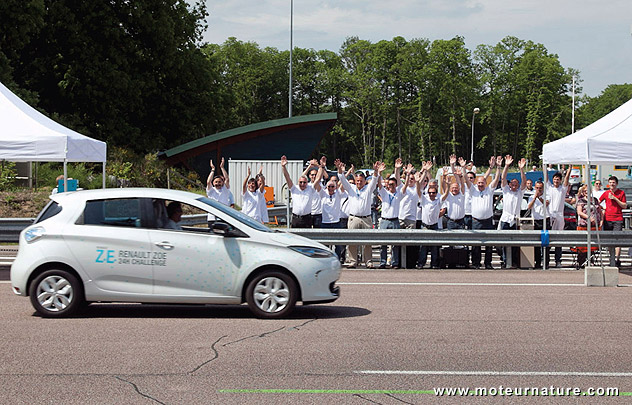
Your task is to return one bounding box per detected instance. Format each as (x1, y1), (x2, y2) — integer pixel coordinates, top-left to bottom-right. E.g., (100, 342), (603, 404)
(195, 197), (273, 233)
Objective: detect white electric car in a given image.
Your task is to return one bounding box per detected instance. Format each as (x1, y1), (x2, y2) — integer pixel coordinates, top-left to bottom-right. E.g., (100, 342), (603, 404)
(11, 188), (340, 318)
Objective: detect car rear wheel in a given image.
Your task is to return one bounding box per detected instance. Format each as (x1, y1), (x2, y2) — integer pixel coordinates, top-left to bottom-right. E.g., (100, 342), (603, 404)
(246, 271), (297, 319)
(29, 269), (84, 318)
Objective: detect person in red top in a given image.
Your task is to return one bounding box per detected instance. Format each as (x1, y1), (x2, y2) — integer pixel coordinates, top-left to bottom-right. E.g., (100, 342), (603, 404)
(599, 176), (627, 267)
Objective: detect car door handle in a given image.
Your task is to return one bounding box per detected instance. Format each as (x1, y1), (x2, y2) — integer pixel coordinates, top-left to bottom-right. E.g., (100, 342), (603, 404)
(154, 241), (174, 250)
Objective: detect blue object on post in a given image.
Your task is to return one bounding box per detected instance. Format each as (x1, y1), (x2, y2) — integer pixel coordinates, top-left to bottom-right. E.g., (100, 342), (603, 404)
(540, 230), (550, 247)
(57, 179), (78, 193)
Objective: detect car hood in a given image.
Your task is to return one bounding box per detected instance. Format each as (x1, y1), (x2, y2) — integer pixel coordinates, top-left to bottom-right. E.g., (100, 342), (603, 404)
(268, 231), (324, 248)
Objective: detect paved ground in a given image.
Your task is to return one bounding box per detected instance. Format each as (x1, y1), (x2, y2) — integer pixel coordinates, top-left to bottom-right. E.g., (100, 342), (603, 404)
(2, 269), (632, 404)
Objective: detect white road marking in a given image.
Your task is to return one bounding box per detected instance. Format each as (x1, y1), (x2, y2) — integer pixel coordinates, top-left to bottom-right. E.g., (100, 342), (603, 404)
(339, 282), (583, 286)
(357, 370), (632, 377)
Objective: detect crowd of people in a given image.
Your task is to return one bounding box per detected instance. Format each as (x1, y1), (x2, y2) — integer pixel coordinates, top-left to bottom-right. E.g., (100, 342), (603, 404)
(204, 156), (627, 270)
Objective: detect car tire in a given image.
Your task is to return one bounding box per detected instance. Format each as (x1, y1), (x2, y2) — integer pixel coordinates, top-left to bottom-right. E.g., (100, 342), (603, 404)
(29, 269), (84, 318)
(245, 271), (297, 319)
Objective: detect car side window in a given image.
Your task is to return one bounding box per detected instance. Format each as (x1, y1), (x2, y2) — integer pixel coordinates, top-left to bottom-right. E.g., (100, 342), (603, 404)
(82, 198), (144, 228)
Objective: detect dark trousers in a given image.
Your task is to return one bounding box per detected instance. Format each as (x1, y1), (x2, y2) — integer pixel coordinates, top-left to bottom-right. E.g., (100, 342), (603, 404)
(500, 221), (520, 267)
(534, 219), (551, 268)
(339, 217), (349, 263)
(311, 213), (322, 228)
(419, 222), (439, 267)
(472, 217), (493, 267)
(292, 214), (312, 228)
(447, 218), (465, 230)
(321, 221), (344, 259)
(464, 215), (472, 230)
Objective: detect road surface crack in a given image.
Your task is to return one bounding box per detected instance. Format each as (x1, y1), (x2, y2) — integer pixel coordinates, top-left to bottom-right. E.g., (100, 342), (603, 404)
(114, 376), (167, 404)
(187, 335), (227, 374)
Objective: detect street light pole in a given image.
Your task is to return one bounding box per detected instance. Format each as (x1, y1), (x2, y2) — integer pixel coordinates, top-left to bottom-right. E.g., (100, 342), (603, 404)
(288, 0), (293, 118)
(471, 107), (480, 163)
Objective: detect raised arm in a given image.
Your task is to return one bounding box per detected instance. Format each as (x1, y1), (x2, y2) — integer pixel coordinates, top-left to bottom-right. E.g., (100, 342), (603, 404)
(301, 158), (319, 178)
(518, 158), (527, 190)
(489, 156), (502, 189)
(281, 155), (294, 189)
(242, 166), (251, 194)
(257, 166), (265, 193)
(501, 155), (513, 188)
(319, 156), (329, 181)
(563, 165), (572, 187)
(313, 162), (325, 192)
(376, 161), (386, 189)
(220, 157), (230, 189)
(459, 157), (473, 189)
(394, 158), (402, 186)
(206, 159), (216, 189)
(455, 166), (465, 194)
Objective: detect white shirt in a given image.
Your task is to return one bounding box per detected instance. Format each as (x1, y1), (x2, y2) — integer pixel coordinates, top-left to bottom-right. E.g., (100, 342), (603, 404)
(290, 185), (315, 216)
(398, 185), (419, 221)
(309, 182), (323, 215)
(593, 189), (606, 209)
(499, 185), (525, 226)
(464, 187), (472, 215)
(378, 185), (402, 219)
(257, 190), (269, 223)
(340, 175), (378, 217)
(318, 189), (343, 224)
(444, 192), (465, 220)
(420, 193), (442, 226)
(529, 194), (550, 220)
(548, 184), (567, 217)
(339, 190), (350, 219)
(242, 190), (262, 222)
(469, 184), (495, 220)
(206, 185), (232, 221)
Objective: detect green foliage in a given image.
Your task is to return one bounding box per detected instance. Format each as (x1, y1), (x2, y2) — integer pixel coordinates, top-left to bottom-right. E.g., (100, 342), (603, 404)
(0, 161), (19, 190)
(35, 162), (103, 190)
(577, 84), (632, 129)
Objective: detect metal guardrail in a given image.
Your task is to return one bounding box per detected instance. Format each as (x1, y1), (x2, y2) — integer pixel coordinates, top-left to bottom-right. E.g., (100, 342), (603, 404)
(287, 228), (632, 248)
(0, 218), (34, 243)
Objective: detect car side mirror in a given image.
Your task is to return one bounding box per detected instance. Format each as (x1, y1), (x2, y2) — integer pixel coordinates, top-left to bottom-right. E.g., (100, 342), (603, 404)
(211, 222), (230, 236)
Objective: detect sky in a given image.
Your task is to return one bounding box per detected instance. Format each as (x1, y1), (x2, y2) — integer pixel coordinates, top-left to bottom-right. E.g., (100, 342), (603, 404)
(200, 0), (632, 98)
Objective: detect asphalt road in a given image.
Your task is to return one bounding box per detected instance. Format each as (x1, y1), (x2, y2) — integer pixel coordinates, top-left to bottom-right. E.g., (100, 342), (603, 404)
(2, 269), (632, 404)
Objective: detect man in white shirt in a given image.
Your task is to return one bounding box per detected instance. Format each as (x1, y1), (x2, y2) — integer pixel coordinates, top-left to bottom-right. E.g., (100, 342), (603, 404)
(442, 155), (466, 229)
(339, 159), (380, 268)
(241, 166), (265, 223)
(418, 168), (443, 268)
(281, 155), (322, 228)
(527, 180), (551, 268)
(206, 158), (234, 227)
(398, 164), (426, 268)
(255, 171), (269, 224)
(302, 157), (329, 228)
(313, 160), (344, 259)
(377, 159), (402, 268)
(499, 155), (527, 268)
(548, 167), (571, 267)
(464, 156), (501, 269)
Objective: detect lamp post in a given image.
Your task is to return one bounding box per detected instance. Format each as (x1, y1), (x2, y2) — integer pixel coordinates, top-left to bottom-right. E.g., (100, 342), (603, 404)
(288, 0), (293, 118)
(471, 107), (480, 163)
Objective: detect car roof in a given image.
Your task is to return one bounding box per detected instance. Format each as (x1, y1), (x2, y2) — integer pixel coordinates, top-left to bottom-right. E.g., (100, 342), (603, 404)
(50, 188), (205, 204)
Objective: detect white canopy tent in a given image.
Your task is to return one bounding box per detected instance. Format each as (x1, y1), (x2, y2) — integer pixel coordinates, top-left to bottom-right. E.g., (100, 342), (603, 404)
(0, 81), (107, 188)
(542, 97), (632, 281)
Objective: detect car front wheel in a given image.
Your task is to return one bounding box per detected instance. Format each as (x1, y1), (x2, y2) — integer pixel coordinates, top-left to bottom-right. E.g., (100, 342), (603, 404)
(246, 271), (297, 319)
(29, 269), (84, 318)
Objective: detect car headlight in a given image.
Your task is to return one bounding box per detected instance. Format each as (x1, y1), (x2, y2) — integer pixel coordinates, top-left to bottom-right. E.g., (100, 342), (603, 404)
(25, 226), (46, 243)
(289, 246), (335, 258)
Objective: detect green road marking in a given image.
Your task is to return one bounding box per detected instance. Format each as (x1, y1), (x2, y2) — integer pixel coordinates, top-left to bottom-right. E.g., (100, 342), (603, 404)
(220, 389), (434, 394)
(219, 388), (632, 396)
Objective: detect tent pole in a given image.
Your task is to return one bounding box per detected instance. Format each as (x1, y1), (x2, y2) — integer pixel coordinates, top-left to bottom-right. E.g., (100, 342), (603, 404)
(542, 163), (548, 271)
(102, 161), (106, 189)
(585, 161), (592, 285)
(63, 160), (68, 193)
